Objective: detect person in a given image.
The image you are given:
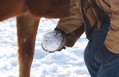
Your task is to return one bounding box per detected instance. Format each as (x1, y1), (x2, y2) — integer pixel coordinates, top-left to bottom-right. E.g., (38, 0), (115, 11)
(42, 0), (119, 77)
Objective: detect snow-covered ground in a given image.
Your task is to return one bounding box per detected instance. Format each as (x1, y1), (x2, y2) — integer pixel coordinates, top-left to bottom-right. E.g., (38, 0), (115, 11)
(0, 18), (90, 77)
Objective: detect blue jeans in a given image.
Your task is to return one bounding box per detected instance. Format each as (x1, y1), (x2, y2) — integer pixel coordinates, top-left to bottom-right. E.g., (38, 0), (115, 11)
(84, 15), (119, 77)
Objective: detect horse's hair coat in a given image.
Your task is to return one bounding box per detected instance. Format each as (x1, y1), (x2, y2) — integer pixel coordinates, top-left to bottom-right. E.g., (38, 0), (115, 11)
(0, 0), (70, 77)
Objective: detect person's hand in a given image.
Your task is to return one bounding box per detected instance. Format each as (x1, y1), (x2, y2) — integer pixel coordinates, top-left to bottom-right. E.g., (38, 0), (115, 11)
(41, 28), (66, 53)
(95, 44), (119, 64)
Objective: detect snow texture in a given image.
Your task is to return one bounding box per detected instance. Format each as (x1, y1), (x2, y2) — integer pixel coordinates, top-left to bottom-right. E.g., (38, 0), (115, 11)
(0, 18), (90, 77)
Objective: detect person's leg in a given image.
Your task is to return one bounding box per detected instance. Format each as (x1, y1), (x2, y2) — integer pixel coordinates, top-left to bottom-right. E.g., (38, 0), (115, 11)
(97, 56), (119, 77)
(84, 15), (110, 77)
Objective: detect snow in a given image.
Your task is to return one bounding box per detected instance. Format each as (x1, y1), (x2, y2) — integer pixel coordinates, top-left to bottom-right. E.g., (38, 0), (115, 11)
(0, 18), (90, 77)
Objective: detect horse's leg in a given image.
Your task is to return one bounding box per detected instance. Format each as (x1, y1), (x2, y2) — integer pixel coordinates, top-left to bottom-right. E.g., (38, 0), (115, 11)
(16, 13), (40, 77)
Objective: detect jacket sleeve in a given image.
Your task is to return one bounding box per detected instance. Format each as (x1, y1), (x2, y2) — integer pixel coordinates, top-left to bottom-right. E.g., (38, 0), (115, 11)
(105, 0), (119, 53)
(56, 0), (83, 34)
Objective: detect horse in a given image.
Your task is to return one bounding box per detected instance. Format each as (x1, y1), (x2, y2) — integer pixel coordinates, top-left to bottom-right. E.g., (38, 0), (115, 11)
(0, 0), (70, 77)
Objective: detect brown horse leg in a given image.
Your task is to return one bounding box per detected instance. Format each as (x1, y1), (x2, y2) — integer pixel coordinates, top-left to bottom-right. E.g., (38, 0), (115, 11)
(16, 13), (40, 77)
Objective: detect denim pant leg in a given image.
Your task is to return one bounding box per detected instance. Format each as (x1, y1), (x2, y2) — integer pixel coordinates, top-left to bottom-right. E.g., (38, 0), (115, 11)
(84, 15), (110, 77)
(97, 57), (119, 77)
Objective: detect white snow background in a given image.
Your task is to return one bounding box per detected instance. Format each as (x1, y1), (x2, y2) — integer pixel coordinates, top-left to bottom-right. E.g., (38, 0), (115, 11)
(0, 17), (90, 77)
